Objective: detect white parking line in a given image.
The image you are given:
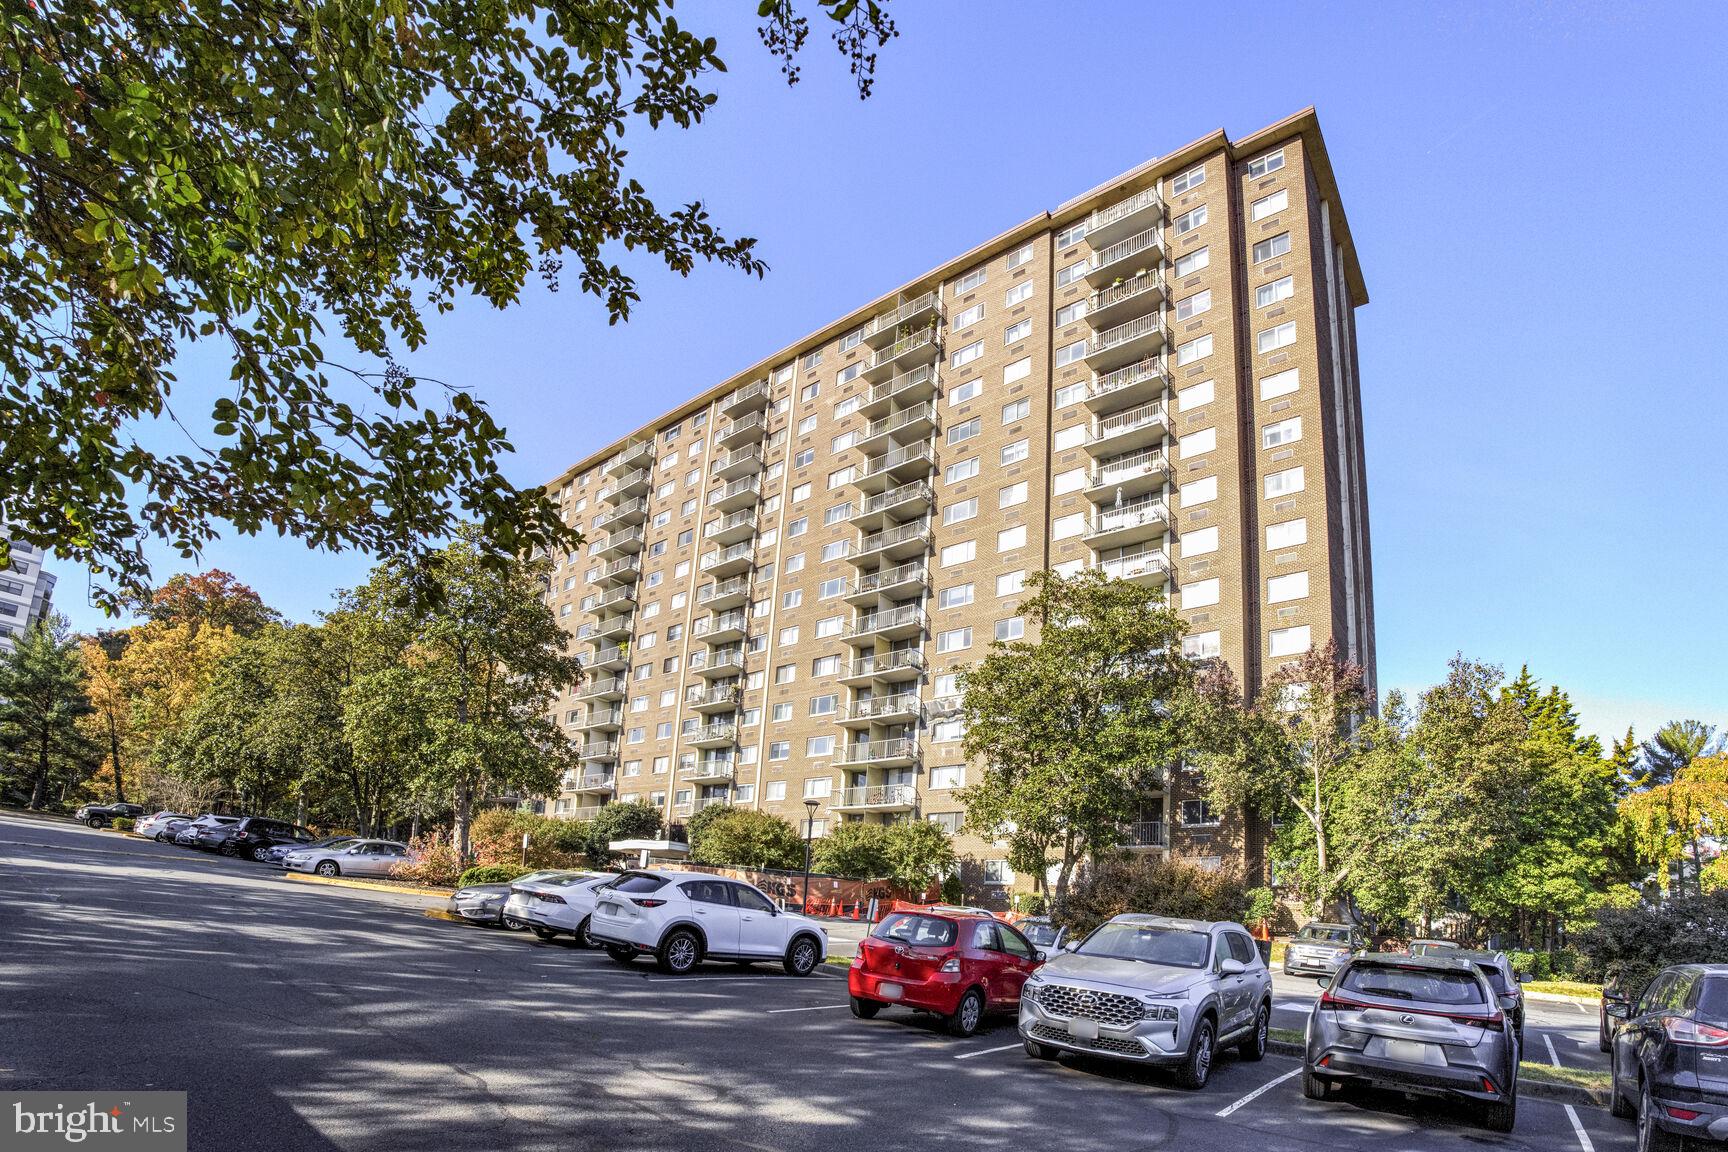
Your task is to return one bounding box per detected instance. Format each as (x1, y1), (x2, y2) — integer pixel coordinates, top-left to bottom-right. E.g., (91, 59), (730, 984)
(1542, 1030), (1596, 1152)
(766, 1004), (850, 1014)
(955, 1042), (1022, 1060)
(1215, 1067), (1303, 1117)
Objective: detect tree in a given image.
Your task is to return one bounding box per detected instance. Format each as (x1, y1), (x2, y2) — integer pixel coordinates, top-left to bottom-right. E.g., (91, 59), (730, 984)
(1577, 889), (1728, 998)
(812, 822), (891, 878)
(880, 820), (955, 891)
(0, 616), (96, 808)
(2, 0), (895, 607)
(112, 618), (237, 778)
(585, 800), (664, 867)
(78, 635), (133, 803)
(1621, 757), (1728, 897)
(1638, 721), (1723, 789)
(127, 571), (280, 637)
(957, 569), (1191, 903)
(690, 808), (804, 871)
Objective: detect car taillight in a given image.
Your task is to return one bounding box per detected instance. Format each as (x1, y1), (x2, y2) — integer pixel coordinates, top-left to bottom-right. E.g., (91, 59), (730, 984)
(1319, 989), (1368, 1011)
(1665, 1018), (1728, 1047)
(1320, 989), (1501, 1027)
(1667, 1106), (1704, 1121)
(539, 894), (566, 904)
(630, 897), (665, 908)
(938, 956), (961, 973)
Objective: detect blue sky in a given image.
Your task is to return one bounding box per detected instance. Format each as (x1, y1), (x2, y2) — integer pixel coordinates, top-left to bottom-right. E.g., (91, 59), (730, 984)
(53, 2), (1726, 747)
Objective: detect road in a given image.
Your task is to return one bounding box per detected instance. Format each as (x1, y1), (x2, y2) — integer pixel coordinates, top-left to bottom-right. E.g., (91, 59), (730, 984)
(1, 813), (1628, 1152)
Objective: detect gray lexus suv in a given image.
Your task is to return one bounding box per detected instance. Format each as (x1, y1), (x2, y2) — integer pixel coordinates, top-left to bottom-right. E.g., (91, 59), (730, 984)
(1018, 913), (1272, 1089)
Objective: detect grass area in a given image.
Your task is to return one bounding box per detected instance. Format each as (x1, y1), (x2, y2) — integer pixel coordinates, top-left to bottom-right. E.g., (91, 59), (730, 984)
(826, 954), (854, 967)
(1270, 1026), (1305, 1045)
(1520, 1061), (1609, 1093)
(1269, 940), (1287, 965)
(1524, 979), (1602, 999)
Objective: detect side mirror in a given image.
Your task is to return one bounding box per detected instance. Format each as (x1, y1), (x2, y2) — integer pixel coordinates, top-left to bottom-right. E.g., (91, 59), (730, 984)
(1517, 973), (1532, 983)
(1063, 939), (1081, 953)
(1606, 1002), (1631, 1020)
(1220, 958), (1247, 977)
(1034, 950), (1048, 963)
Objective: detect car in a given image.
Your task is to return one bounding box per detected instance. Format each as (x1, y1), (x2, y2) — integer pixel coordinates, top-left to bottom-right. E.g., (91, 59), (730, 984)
(1018, 916), (1068, 958)
(501, 871), (609, 940)
(172, 814), (242, 846)
(1283, 922), (1363, 977)
(1407, 937), (1463, 956)
(1602, 978), (1632, 1053)
(134, 811), (193, 839)
(848, 907), (1042, 1037)
(1016, 914), (1272, 1088)
(1606, 963), (1728, 1150)
(73, 802), (146, 828)
(194, 816), (317, 859)
(1303, 952), (1519, 1133)
(282, 838), (412, 878)
(1450, 949), (1529, 1041)
(508, 873), (620, 944)
(588, 870), (827, 976)
(449, 869), (579, 928)
(256, 836), (358, 867)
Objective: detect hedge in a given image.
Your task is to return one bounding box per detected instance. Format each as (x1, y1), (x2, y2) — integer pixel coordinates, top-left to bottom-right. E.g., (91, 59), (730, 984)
(111, 817), (135, 832)
(457, 864), (535, 888)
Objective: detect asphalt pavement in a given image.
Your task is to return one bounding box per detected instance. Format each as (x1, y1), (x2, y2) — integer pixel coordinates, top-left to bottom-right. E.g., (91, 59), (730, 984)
(0, 813), (1629, 1152)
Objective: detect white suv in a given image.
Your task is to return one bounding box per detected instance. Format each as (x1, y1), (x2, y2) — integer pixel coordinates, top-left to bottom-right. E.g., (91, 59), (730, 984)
(589, 870), (828, 976)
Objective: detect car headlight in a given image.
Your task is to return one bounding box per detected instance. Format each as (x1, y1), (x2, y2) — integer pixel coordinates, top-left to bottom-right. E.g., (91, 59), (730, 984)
(1025, 971), (1045, 986)
(1141, 1002), (1181, 1022)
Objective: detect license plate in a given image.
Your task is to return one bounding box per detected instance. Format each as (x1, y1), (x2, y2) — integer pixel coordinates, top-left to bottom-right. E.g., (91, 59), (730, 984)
(1368, 1037), (1442, 1065)
(599, 902), (622, 915)
(878, 982), (904, 1001)
(1067, 1018), (1100, 1042)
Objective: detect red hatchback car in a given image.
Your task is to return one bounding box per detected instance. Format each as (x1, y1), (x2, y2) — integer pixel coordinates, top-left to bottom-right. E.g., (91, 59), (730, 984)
(848, 908), (1044, 1036)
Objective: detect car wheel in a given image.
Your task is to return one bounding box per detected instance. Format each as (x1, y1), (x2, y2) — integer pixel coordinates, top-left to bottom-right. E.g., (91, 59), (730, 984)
(850, 996), (881, 1020)
(575, 917), (596, 949)
(606, 945), (637, 965)
(87, 818), (107, 829)
(1239, 1003), (1270, 1061)
(784, 935), (820, 977)
(1301, 1067), (1331, 1100)
(1174, 1017), (1215, 1090)
(1610, 1060), (1634, 1119)
(1480, 1097), (1517, 1134)
(314, 861), (340, 877)
(1639, 1080), (1682, 1152)
(531, 926), (558, 942)
(1024, 1036), (1057, 1060)
(947, 988), (985, 1038)
(218, 840), (239, 857)
(155, 831), (169, 842)
(657, 929), (701, 975)
(502, 915), (527, 931)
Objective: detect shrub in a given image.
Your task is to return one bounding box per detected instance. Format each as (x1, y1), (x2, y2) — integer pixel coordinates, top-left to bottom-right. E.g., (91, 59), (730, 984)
(1507, 950), (1550, 980)
(111, 817), (135, 832)
(1576, 889), (1728, 995)
(585, 800), (663, 866)
(940, 872), (965, 905)
(391, 833), (463, 886)
(881, 820), (956, 890)
(467, 809), (592, 870)
(1058, 853), (1250, 935)
(690, 808), (804, 870)
(458, 864), (534, 888)
(812, 822), (890, 879)
(1244, 887), (1277, 930)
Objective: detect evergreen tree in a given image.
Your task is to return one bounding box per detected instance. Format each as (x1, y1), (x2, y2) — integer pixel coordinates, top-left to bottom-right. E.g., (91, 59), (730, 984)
(0, 616), (97, 808)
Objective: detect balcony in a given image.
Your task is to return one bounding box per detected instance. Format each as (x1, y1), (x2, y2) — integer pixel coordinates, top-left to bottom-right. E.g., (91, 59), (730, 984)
(716, 411), (768, 450)
(686, 722), (737, 750)
(703, 508), (757, 547)
(598, 585), (636, 612)
(837, 693), (922, 728)
(834, 738), (920, 769)
(845, 604), (927, 644)
(830, 782), (919, 812)
(578, 741), (618, 762)
(720, 379), (771, 419)
(854, 520), (932, 564)
(1085, 225), (1164, 287)
(700, 541), (754, 578)
(697, 576), (751, 613)
(694, 649), (747, 679)
(576, 674), (626, 701)
(581, 707), (623, 733)
(1124, 820), (1167, 850)
(711, 475), (761, 513)
(864, 326), (941, 382)
(593, 524), (645, 560)
(596, 555), (640, 587)
(844, 562), (928, 606)
(1086, 186), (1164, 250)
(595, 497), (648, 533)
(1085, 312), (1167, 372)
(568, 804), (607, 822)
(856, 402), (937, 455)
(686, 684), (741, 714)
(838, 649), (926, 687)
(1086, 269), (1166, 330)
(703, 610), (748, 646)
(862, 290), (943, 349)
(855, 442), (936, 494)
(1085, 355), (1169, 413)
(586, 645), (629, 672)
(567, 771), (616, 795)
(710, 444), (763, 481)
(850, 482), (934, 529)
(1096, 546), (1173, 588)
(681, 758), (736, 784)
(1086, 447), (1172, 503)
(594, 610), (634, 643)
(1084, 496), (1171, 550)
(693, 795), (732, 813)
(857, 364), (939, 420)
(600, 467), (651, 502)
(605, 440), (653, 477)
(1088, 399), (1169, 453)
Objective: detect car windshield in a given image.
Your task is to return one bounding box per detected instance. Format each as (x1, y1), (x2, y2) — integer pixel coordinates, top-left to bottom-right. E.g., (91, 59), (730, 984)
(609, 873), (669, 895)
(1077, 923), (1210, 968)
(1694, 978), (1728, 1024)
(1408, 940), (1458, 955)
(1340, 963), (1487, 1006)
(1474, 965), (1511, 995)
(1022, 923), (1060, 947)
(538, 872), (594, 887)
(873, 913), (958, 948)
(1297, 926), (1351, 944)
(307, 837), (356, 849)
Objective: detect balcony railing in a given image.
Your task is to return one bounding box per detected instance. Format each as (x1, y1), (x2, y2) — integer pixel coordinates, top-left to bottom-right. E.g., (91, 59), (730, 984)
(703, 509), (757, 540)
(688, 722), (737, 744)
(848, 605), (926, 638)
(1091, 447), (1171, 488)
(1097, 547), (1172, 584)
(857, 520), (931, 557)
(860, 442), (935, 481)
(721, 379), (771, 415)
(1087, 187), (1163, 238)
(1090, 496), (1170, 535)
(587, 645), (628, 666)
(578, 741), (618, 760)
(844, 650), (925, 679)
(862, 290), (943, 346)
(1088, 356), (1168, 404)
(841, 694), (922, 722)
(598, 555), (640, 582)
(1088, 313), (1165, 357)
(569, 804), (607, 821)
(605, 441), (653, 476)
(1087, 270), (1165, 320)
(597, 586), (636, 610)
(834, 783), (919, 809)
(864, 364), (937, 409)
(697, 576), (751, 605)
(1091, 399), (1167, 441)
(700, 541), (755, 572)
(686, 684), (741, 709)
(867, 327), (939, 371)
(717, 411), (768, 443)
(1087, 225), (1162, 279)
(860, 482), (933, 518)
(834, 738), (918, 766)
(576, 675), (626, 699)
(847, 562), (927, 598)
(860, 402), (936, 443)
(1126, 820), (1166, 848)
(710, 444), (763, 477)
(566, 772), (615, 792)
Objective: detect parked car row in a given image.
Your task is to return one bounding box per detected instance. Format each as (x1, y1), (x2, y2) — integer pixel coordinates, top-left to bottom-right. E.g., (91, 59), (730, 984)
(133, 810), (413, 875)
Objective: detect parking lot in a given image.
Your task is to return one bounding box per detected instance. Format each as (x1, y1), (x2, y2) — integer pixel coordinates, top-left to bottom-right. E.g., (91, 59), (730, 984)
(1, 813), (1628, 1152)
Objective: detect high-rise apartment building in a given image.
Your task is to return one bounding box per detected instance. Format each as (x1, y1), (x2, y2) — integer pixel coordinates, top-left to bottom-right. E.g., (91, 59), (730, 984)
(0, 534), (58, 654)
(538, 108), (1373, 887)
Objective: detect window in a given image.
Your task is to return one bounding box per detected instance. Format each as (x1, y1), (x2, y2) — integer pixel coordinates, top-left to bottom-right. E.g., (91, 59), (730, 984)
(835, 395), (862, 419)
(997, 525), (1027, 551)
(1180, 475), (1218, 507)
(627, 727), (646, 744)
(1181, 525), (1219, 557)
(819, 577), (846, 598)
(1055, 260), (1088, 288)
(983, 860), (1013, 885)
(951, 341), (983, 369)
(947, 417), (981, 445)
(1053, 339), (1087, 367)
(1269, 624), (1312, 657)
(995, 617), (1025, 641)
(1268, 571), (1309, 603)
(1171, 163), (1206, 194)
(954, 302), (985, 329)
(929, 765), (964, 789)
(1174, 246), (1210, 278)
(1251, 189), (1288, 221)
(944, 498), (978, 525)
(1181, 800), (1218, 826)
(782, 589), (803, 609)
(774, 664), (796, 685)
(1003, 356), (1032, 385)
(1253, 232), (1291, 263)
(839, 327), (863, 352)
(824, 501), (852, 525)
(1183, 630), (1222, 659)
(815, 615), (844, 638)
(1173, 288), (1211, 321)
(769, 742), (790, 762)
(765, 780), (787, 802)
(997, 570), (1026, 596)
(1177, 379), (1215, 411)
(1001, 398), (1029, 424)
(778, 625), (799, 646)
(1265, 466), (1306, 498)
(794, 448), (815, 468)
(1175, 334), (1213, 366)
(1052, 468), (1085, 496)
(806, 735), (835, 757)
(1247, 148), (1285, 178)
(1256, 275), (1295, 308)
(950, 379), (982, 405)
(1266, 518), (1308, 549)
(1257, 321), (1297, 354)
(1005, 281), (1033, 307)
(798, 776), (832, 801)
(800, 381), (820, 403)
(786, 552), (806, 573)
(936, 627), (972, 653)
(798, 414), (818, 435)
(939, 584), (974, 610)
(802, 349), (824, 372)
(1181, 578), (1220, 609)
(827, 466), (853, 489)
(771, 702), (793, 722)
(1260, 367), (1300, 399)
(812, 654), (840, 676)
(1003, 319), (1032, 345)
(956, 266), (987, 294)
(1005, 242), (1034, 269)
(1055, 301), (1087, 327)
(999, 481), (1028, 508)
(1055, 222), (1087, 248)
(1053, 381), (1086, 408)
(1172, 204), (1208, 235)
(933, 718), (964, 743)
(941, 540), (975, 567)
(1179, 427), (1216, 459)
(1261, 416), (1302, 449)
(1001, 439), (1029, 465)
(838, 361), (862, 384)
(656, 721), (673, 739)
(787, 516), (808, 537)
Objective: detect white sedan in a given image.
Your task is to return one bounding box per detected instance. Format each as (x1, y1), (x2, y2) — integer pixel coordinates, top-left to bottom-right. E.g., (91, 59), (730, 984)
(283, 839), (412, 878)
(511, 873), (619, 945)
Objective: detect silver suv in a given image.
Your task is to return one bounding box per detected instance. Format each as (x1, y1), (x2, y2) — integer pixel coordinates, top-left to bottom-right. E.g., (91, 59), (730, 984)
(1017, 914), (1273, 1089)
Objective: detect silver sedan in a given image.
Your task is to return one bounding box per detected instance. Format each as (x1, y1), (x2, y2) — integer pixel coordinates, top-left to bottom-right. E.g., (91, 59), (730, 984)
(283, 839), (412, 878)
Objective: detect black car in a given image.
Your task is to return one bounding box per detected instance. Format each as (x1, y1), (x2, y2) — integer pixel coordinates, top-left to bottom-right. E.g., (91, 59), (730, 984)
(1608, 963), (1728, 1150)
(196, 816), (316, 860)
(73, 802), (146, 828)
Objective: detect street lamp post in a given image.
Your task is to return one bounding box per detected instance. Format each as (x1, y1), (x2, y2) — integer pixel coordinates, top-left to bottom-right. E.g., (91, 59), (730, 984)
(802, 798), (820, 915)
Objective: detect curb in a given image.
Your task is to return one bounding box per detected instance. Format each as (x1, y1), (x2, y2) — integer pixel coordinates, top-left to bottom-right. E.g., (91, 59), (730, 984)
(1266, 1040), (1606, 1108)
(282, 872), (455, 899)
